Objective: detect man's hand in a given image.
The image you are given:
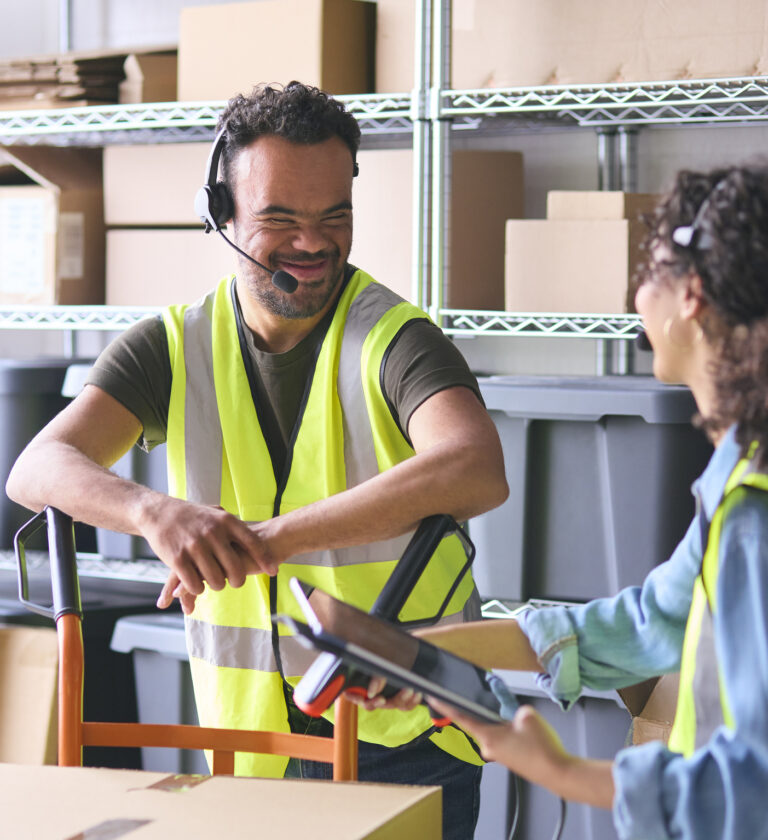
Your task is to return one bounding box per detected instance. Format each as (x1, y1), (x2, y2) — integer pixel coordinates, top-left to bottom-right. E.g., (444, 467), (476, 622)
(144, 499), (279, 611)
(344, 676), (423, 712)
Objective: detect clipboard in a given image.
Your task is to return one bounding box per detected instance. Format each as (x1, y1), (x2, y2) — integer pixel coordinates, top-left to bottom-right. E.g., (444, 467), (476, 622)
(276, 577), (504, 725)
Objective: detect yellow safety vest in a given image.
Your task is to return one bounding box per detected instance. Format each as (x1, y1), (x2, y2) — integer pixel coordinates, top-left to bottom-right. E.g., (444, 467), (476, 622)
(162, 270), (482, 776)
(667, 454), (766, 756)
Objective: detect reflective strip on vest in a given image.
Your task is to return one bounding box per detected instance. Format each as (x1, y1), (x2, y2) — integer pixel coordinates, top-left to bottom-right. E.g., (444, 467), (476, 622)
(668, 456), (765, 756)
(182, 294), (221, 504)
(186, 597), (478, 678)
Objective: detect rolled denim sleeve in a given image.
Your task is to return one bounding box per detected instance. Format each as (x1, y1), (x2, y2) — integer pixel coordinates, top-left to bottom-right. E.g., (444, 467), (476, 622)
(609, 493), (768, 840)
(519, 514), (701, 707)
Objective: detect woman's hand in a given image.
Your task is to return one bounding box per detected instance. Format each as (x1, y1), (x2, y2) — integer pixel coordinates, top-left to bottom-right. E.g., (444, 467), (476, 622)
(427, 697), (615, 809)
(428, 698), (571, 785)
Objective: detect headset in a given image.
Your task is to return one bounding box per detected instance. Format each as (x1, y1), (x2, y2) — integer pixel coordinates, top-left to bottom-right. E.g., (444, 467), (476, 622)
(194, 126), (235, 234)
(193, 126), (359, 294)
(671, 179), (724, 251)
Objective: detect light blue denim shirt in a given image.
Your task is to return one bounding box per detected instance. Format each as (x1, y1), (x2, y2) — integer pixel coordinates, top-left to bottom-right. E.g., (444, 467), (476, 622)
(520, 425), (768, 840)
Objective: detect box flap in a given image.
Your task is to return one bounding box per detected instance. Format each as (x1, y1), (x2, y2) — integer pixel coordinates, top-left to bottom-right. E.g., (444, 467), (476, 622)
(0, 625), (58, 764)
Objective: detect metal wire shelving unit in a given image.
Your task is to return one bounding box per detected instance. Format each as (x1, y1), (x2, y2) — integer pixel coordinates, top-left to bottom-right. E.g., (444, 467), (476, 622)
(1, 2), (768, 345)
(0, 93), (415, 146)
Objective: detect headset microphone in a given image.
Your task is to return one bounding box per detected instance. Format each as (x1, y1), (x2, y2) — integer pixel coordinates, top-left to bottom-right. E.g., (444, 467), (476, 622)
(194, 126), (299, 294)
(635, 329), (652, 352)
(214, 230), (299, 293)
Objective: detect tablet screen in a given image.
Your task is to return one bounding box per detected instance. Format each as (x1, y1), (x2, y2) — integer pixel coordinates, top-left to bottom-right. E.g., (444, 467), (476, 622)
(291, 579), (503, 722)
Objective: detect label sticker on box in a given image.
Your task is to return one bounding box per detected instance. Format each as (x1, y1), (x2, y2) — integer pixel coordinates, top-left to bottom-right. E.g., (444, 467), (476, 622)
(58, 211), (85, 279)
(64, 818), (152, 840)
(0, 194), (47, 294)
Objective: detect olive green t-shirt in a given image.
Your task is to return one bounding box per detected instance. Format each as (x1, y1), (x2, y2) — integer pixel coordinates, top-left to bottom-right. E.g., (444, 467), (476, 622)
(86, 281), (481, 476)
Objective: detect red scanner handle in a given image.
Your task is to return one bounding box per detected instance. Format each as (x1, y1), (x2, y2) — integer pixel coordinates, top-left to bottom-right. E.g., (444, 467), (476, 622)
(294, 673), (348, 718)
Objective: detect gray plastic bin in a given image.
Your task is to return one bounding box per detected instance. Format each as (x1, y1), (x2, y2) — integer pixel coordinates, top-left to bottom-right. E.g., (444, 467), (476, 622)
(110, 611), (207, 774)
(469, 375), (713, 602)
(0, 358), (96, 551)
(482, 670), (630, 840)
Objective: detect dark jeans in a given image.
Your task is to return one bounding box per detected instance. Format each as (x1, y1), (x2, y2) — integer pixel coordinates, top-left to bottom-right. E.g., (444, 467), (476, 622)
(285, 701), (482, 840)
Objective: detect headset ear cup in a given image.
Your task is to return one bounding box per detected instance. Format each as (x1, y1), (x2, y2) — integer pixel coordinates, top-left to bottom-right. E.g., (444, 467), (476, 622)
(211, 182), (234, 228)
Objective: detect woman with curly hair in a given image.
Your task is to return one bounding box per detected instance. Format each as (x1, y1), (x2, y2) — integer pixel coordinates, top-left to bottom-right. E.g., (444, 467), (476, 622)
(369, 163), (768, 839)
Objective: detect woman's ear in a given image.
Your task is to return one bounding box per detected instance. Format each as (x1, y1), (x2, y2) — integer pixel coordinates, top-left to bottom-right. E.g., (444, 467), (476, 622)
(680, 272), (706, 321)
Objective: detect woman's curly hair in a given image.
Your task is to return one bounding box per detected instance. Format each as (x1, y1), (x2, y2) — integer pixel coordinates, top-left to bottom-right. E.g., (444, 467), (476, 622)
(639, 162), (768, 461)
(216, 81), (361, 186)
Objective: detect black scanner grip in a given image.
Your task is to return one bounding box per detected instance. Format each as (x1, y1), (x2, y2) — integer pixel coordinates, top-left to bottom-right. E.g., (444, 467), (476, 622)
(292, 514), (475, 716)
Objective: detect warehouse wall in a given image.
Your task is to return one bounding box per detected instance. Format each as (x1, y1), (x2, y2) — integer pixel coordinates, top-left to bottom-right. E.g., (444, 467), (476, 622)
(0, 0), (233, 56)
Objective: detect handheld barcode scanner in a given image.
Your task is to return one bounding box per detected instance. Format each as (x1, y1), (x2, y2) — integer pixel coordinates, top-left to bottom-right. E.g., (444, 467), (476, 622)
(288, 514), (475, 723)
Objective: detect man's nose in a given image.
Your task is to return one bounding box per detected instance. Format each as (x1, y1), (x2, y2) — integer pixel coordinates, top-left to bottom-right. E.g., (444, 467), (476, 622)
(289, 224), (330, 254)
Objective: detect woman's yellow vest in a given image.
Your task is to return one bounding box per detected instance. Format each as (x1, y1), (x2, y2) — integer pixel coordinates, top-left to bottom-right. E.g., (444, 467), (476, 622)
(162, 270), (482, 776)
(668, 455), (768, 756)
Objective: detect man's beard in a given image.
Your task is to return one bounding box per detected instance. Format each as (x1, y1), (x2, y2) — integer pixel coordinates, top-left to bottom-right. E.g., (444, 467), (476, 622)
(240, 248), (345, 320)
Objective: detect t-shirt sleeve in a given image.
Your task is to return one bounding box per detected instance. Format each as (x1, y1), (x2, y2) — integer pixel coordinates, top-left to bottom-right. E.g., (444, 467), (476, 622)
(381, 319), (483, 442)
(84, 315), (171, 451)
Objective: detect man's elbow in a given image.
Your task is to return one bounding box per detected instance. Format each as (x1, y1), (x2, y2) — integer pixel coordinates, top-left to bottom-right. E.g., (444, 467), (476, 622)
(482, 468), (509, 513)
(6, 445), (42, 511)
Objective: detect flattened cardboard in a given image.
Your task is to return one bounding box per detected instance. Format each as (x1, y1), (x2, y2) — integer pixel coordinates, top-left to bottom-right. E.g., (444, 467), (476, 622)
(178, 0), (376, 101)
(352, 147), (523, 308)
(0, 764), (441, 839)
(0, 625), (58, 765)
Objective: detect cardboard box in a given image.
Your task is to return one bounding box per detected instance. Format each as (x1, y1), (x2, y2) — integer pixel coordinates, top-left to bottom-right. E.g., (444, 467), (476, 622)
(352, 148), (524, 308)
(0, 764), (441, 838)
(505, 218), (644, 314)
(377, 0), (768, 91)
(104, 143), (209, 226)
(620, 673), (679, 745)
(106, 229), (237, 306)
(119, 50), (178, 104)
(178, 0), (376, 102)
(0, 626), (58, 765)
(546, 191), (659, 222)
(0, 147), (104, 305)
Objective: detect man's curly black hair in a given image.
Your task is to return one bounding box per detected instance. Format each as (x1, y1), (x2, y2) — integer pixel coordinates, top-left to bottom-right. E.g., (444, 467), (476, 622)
(216, 81), (361, 187)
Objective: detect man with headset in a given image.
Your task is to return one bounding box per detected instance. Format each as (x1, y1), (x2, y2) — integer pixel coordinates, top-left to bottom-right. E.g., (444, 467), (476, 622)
(6, 81), (507, 839)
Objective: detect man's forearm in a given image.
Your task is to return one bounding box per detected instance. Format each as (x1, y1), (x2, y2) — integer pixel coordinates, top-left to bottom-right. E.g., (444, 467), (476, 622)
(259, 434), (507, 561)
(7, 436), (160, 537)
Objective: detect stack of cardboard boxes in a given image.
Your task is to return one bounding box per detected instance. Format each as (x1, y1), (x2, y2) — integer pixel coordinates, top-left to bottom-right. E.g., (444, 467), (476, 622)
(177, 0), (375, 101)
(376, 0), (768, 91)
(352, 147), (524, 309)
(104, 143), (234, 306)
(505, 191), (658, 313)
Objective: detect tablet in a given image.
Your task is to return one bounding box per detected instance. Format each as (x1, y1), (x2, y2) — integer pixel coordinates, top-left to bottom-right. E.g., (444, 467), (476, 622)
(277, 577), (504, 724)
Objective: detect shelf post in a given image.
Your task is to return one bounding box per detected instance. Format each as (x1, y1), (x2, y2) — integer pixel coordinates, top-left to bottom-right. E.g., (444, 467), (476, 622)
(412, 0), (433, 310)
(597, 128), (619, 190)
(429, 0), (453, 325)
(619, 127), (639, 193)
